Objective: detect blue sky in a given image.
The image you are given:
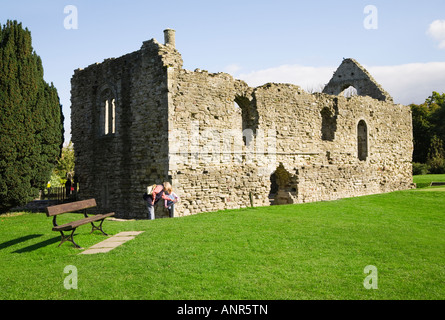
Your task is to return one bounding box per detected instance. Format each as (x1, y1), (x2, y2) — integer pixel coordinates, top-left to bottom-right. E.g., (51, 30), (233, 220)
(1, 0), (445, 144)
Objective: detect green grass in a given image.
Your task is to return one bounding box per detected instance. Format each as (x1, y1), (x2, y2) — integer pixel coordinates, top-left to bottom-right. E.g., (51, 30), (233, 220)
(413, 174), (445, 188)
(0, 175), (444, 300)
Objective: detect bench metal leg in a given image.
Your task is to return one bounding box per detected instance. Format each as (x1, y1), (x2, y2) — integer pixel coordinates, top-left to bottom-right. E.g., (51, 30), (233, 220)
(90, 219), (109, 236)
(58, 229), (83, 249)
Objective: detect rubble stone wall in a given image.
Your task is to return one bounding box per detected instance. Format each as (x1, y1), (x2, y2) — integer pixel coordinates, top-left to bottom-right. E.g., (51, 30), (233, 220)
(168, 75), (414, 216)
(71, 39), (182, 218)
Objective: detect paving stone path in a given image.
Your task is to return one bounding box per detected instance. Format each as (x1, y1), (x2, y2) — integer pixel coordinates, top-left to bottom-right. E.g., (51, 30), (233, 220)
(80, 231), (144, 255)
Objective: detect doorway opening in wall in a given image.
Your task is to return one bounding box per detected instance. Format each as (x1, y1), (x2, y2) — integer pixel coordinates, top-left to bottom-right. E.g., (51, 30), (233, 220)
(269, 172), (279, 205)
(268, 163), (297, 205)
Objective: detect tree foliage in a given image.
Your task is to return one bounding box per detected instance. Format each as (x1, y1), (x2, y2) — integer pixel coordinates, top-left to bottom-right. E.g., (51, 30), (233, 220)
(427, 135), (445, 174)
(52, 141), (75, 186)
(411, 91), (445, 173)
(0, 20), (64, 212)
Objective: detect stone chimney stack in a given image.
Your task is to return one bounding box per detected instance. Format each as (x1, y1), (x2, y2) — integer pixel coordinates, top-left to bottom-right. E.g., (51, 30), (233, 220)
(164, 29), (176, 48)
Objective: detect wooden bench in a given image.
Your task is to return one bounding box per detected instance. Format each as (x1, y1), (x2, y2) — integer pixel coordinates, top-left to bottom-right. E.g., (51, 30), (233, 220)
(45, 199), (115, 249)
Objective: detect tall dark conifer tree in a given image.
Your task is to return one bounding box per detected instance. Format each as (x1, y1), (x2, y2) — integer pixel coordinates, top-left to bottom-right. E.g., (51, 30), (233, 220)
(0, 20), (64, 212)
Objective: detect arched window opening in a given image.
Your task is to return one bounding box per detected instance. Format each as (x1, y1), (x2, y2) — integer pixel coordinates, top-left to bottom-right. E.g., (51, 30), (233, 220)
(342, 85), (358, 98)
(99, 89), (116, 136)
(111, 98), (116, 134)
(235, 96), (258, 147)
(357, 120), (368, 161)
(104, 100), (109, 135)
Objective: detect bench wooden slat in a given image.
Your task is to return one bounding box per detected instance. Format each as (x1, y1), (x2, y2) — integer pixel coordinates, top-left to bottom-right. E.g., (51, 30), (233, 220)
(52, 212), (115, 231)
(46, 198), (115, 248)
(45, 199), (97, 217)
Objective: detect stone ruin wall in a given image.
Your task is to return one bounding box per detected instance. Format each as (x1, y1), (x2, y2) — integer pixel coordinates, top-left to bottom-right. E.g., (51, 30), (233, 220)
(71, 30), (414, 219)
(71, 39), (182, 218)
(168, 70), (414, 217)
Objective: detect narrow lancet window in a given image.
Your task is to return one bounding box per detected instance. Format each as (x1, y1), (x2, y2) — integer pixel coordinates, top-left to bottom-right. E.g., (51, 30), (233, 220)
(99, 89), (117, 136)
(111, 99), (116, 134)
(357, 120), (368, 161)
(104, 100), (109, 135)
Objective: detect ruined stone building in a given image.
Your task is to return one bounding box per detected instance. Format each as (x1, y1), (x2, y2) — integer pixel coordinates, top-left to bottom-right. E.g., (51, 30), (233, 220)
(71, 29), (414, 219)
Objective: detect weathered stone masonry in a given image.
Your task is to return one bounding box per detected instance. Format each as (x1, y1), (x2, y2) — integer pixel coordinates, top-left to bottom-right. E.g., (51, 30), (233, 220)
(71, 29), (414, 219)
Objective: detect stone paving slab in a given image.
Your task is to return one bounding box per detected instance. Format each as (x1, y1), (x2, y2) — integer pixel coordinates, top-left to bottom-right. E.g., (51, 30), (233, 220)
(101, 236), (136, 242)
(80, 231), (144, 255)
(115, 231), (144, 236)
(81, 248), (113, 254)
(89, 241), (123, 249)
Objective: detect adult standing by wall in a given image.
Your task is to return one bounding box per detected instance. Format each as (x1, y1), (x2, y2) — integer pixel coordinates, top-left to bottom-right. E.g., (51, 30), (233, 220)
(143, 182), (176, 220)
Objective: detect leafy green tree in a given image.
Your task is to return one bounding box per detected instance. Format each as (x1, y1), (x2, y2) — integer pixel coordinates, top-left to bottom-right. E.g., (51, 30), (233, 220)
(411, 91), (445, 164)
(411, 102), (434, 163)
(0, 20), (64, 212)
(427, 135), (445, 174)
(427, 92), (445, 144)
(52, 140), (75, 185)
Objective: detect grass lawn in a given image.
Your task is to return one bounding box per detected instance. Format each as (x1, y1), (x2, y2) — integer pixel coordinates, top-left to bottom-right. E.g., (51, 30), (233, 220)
(0, 175), (444, 300)
(413, 174), (445, 188)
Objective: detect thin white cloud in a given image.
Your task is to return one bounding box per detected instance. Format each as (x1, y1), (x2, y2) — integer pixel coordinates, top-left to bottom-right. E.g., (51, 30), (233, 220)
(237, 62), (445, 105)
(427, 20), (445, 49)
(367, 62), (445, 105)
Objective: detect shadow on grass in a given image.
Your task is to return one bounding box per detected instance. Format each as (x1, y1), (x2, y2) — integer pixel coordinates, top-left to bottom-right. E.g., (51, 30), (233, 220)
(0, 234), (43, 250)
(11, 236), (61, 253)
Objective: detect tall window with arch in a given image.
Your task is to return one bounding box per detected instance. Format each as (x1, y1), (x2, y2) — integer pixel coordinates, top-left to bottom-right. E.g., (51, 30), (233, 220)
(100, 89), (116, 136)
(342, 85), (358, 98)
(357, 120), (368, 161)
(234, 95), (258, 147)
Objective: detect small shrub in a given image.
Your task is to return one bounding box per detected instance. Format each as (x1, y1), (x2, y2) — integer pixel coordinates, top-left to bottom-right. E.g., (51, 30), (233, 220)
(412, 162), (430, 175)
(427, 157), (445, 174)
(426, 135), (445, 174)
